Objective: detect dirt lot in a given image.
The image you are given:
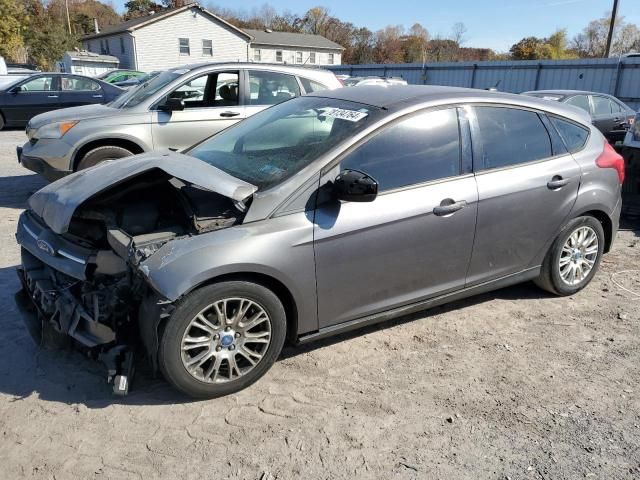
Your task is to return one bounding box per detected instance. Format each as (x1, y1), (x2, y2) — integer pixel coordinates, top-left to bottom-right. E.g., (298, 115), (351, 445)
(0, 129), (638, 480)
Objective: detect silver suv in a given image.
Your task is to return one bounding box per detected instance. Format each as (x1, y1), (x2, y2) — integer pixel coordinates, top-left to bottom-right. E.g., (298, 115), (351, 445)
(15, 86), (623, 398)
(17, 63), (341, 181)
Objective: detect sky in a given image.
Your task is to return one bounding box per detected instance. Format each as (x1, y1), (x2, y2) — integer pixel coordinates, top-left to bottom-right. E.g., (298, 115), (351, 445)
(108, 0), (640, 52)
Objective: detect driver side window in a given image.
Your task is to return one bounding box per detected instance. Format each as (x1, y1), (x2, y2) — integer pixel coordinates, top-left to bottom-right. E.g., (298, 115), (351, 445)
(20, 76), (56, 92)
(340, 108), (462, 192)
(167, 71), (239, 109)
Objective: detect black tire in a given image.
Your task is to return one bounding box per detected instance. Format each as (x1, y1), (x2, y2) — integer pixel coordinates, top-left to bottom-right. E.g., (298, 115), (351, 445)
(535, 216), (605, 296)
(158, 281), (287, 399)
(76, 145), (133, 171)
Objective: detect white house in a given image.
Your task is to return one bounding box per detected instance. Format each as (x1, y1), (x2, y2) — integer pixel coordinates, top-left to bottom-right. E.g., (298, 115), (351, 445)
(59, 51), (120, 77)
(81, 4), (343, 72)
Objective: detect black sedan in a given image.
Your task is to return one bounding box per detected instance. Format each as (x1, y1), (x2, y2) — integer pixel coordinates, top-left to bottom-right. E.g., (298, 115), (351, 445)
(523, 89), (636, 144)
(0, 73), (123, 130)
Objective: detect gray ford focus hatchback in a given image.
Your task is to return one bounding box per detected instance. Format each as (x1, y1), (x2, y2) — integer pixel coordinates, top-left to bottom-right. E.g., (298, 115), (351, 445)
(15, 85), (623, 398)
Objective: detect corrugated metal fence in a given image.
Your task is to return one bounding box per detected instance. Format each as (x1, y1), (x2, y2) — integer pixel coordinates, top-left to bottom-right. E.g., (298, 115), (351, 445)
(329, 58), (640, 110)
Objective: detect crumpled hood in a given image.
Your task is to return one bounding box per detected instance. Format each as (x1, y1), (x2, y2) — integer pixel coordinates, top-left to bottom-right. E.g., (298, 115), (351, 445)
(27, 104), (119, 130)
(29, 151), (258, 234)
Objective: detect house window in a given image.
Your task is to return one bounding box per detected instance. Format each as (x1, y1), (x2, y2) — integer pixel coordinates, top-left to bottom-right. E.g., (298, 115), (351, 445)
(309, 52), (316, 64)
(179, 38), (190, 55)
(253, 49), (261, 62)
(100, 39), (109, 54)
(328, 53), (335, 64)
(275, 50), (283, 62)
(120, 37), (125, 54)
(295, 51), (303, 63)
(202, 39), (213, 56)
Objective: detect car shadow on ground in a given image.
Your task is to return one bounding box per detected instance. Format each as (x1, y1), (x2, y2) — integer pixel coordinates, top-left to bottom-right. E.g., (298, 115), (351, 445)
(0, 173), (46, 209)
(0, 262), (558, 408)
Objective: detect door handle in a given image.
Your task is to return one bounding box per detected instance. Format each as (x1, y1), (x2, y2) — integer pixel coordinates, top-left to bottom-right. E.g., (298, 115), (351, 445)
(433, 199), (466, 216)
(47, 95), (59, 98)
(220, 111), (241, 118)
(547, 175), (570, 189)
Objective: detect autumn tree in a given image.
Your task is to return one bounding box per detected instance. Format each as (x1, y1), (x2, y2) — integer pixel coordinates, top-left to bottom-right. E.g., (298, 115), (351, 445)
(0, 0), (27, 62)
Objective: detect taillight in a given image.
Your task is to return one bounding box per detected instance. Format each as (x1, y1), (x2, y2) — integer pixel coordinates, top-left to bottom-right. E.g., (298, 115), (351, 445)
(596, 142), (625, 184)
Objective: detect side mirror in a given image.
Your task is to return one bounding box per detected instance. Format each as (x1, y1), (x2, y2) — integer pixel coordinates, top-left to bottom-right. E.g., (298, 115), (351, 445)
(9, 86), (21, 94)
(158, 97), (185, 112)
(333, 169), (378, 202)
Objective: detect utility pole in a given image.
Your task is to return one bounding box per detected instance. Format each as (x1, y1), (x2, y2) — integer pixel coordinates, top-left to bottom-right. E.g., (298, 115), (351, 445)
(65, 0), (72, 35)
(604, 0), (619, 58)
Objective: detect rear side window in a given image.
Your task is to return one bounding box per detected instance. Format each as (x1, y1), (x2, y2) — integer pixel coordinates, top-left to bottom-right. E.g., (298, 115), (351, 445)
(592, 96), (615, 115)
(565, 95), (591, 113)
(340, 108), (461, 192)
(473, 106), (553, 170)
(299, 77), (327, 93)
(549, 116), (589, 153)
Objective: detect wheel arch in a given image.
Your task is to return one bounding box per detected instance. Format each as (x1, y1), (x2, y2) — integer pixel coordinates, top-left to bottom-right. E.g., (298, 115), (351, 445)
(578, 208), (614, 253)
(72, 137), (146, 171)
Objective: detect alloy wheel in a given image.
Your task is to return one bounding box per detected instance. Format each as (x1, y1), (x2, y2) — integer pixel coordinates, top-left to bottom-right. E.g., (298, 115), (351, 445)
(558, 226), (599, 286)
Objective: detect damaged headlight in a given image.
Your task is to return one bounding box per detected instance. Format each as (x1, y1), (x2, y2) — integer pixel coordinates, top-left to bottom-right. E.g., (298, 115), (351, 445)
(34, 121), (79, 139)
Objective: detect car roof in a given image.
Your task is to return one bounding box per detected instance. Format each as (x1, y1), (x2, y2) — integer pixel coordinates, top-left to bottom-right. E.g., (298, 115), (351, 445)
(173, 62), (334, 75)
(524, 89), (610, 97)
(307, 85), (594, 124)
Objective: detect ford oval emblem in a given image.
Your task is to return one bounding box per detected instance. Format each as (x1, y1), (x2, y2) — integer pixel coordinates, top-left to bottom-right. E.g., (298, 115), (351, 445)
(36, 239), (55, 256)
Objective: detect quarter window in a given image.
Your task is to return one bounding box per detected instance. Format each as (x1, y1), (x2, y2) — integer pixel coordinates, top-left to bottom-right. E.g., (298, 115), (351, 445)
(202, 39), (213, 56)
(473, 106), (552, 170)
(340, 108), (461, 192)
(565, 95), (590, 113)
(549, 116), (589, 153)
(179, 38), (190, 55)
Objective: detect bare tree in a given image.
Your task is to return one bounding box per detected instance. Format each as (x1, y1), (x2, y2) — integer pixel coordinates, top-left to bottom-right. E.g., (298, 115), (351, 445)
(451, 22), (467, 46)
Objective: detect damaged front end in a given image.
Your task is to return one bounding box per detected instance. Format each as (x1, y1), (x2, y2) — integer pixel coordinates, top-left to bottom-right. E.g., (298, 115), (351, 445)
(15, 157), (255, 395)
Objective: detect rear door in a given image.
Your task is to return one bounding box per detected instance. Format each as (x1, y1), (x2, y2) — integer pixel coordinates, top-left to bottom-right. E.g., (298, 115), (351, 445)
(466, 105), (581, 285)
(314, 107), (478, 328)
(2, 75), (60, 124)
(591, 95), (617, 141)
(151, 69), (244, 151)
(60, 76), (105, 107)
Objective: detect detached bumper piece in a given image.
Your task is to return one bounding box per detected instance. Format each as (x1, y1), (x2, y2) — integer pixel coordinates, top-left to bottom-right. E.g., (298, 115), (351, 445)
(16, 249), (138, 395)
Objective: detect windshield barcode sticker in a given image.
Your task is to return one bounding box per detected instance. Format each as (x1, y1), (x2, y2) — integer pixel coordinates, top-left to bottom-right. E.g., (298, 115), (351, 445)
(323, 108), (368, 122)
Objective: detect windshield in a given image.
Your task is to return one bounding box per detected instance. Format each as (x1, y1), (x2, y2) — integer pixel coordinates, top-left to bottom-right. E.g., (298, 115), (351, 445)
(109, 69), (183, 108)
(188, 97), (382, 190)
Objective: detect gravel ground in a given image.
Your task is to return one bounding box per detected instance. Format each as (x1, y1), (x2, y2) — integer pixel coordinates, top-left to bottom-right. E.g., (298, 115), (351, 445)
(0, 128), (639, 480)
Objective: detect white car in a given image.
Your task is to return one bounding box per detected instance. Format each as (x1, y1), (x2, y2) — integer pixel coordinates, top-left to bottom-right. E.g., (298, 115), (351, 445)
(343, 76), (408, 87)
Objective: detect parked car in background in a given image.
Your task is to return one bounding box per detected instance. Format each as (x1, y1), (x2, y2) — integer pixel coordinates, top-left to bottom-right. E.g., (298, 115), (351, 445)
(0, 73), (123, 131)
(112, 70), (161, 89)
(343, 76), (408, 87)
(15, 86), (622, 397)
(522, 90), (635, 144)
(621, 110), (640, 200)
(18, 63), (342, 181)
(96, 69), (146, 84)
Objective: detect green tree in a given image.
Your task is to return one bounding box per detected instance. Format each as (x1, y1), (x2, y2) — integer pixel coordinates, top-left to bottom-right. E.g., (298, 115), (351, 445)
(124, 0), (163, 20)
(0, 0), (27, 62)
(509, 36), (548, 60)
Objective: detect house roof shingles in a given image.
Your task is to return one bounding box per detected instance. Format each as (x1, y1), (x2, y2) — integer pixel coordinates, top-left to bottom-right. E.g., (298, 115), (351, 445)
(243, 29), (344, 51)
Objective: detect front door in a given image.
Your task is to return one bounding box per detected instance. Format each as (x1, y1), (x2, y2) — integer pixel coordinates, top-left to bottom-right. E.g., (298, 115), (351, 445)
(465, 105), (581, 285)
(314, 108), (478, 328)
(3, 75), (60, 124)
(151, 70), (245, 151)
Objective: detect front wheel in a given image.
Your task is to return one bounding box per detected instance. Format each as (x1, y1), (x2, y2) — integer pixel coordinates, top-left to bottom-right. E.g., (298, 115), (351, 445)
(77, 145), (133, 171)
(158, 282), (287, 399)
(535, 216), (605, 296)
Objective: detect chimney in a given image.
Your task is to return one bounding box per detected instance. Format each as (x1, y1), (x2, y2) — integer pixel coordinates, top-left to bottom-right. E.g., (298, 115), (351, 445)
(93, 18), (100, 34)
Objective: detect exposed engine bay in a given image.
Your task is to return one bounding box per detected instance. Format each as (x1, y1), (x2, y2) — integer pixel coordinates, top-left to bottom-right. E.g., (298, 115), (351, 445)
(16, 169), (248, 394)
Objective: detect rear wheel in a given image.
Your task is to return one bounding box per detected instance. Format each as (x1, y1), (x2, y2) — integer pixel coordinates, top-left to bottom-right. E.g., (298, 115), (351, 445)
(158, 282), (287, 399)
(76, 145), (133, 171)
(535, 216), (605, 296)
